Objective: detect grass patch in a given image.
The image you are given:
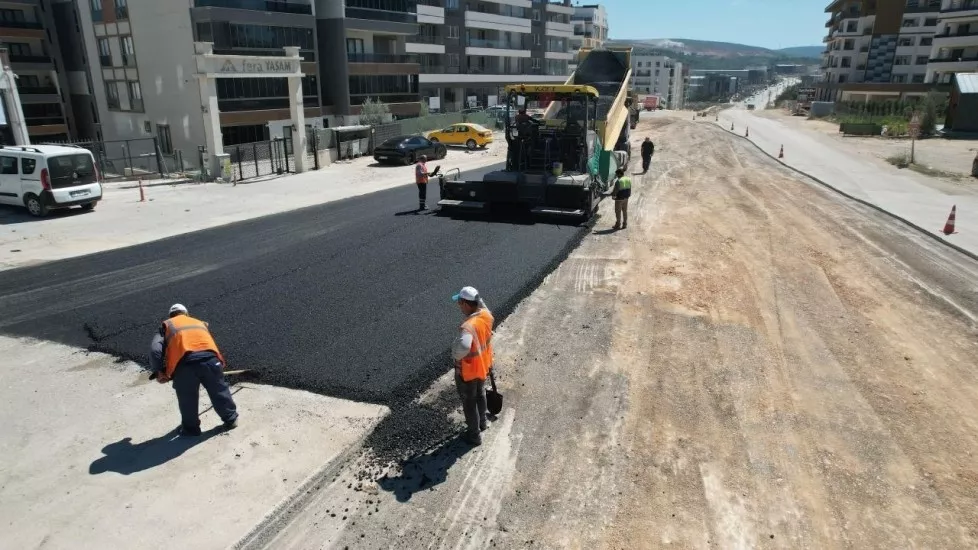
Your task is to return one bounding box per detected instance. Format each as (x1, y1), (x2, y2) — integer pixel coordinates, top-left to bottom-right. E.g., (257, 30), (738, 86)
(887, 153), (910, 168)
(886, 153), (964, 180)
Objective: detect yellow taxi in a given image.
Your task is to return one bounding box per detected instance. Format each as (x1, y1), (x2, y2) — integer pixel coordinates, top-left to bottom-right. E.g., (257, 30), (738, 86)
(427, 123), (493, 150)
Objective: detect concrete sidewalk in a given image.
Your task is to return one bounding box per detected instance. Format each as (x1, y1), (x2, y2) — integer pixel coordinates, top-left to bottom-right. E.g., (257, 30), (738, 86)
(716, 109), (978, 258)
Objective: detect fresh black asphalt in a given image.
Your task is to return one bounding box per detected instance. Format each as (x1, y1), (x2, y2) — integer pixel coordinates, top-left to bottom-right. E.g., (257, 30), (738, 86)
(0, 163), (587, 415)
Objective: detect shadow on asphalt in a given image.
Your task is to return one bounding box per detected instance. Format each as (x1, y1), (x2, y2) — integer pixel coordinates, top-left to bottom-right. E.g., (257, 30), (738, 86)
(88, 426), (225, 475)
(377, 435), (475, 502)
(0, 205), (92, 226)
(433, 207), (589, 228)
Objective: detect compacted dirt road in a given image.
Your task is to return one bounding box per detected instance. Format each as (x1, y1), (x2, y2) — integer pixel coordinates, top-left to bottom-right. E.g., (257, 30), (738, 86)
(242, 115), (978, 549)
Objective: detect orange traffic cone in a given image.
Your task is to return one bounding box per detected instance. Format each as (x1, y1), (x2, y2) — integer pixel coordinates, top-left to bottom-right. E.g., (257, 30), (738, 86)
(138, 178), (145, 202)
(778, 145), (784, 158)
(943, 205), (957, 235)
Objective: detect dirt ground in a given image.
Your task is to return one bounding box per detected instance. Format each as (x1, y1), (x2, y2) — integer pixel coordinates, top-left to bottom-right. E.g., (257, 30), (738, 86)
(756, 108), (978, 180)
(242, 114), (978, 548)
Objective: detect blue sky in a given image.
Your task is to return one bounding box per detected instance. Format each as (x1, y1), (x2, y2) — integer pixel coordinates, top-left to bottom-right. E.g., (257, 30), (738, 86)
(605, 0), (828, 50)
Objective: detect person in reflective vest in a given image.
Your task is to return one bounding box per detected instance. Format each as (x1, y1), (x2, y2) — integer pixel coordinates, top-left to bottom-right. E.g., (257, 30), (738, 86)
(612, 168), (632, 230)
(451, 286), (494, 446)
(415, 155), (430, 211)
(150, 303), (238, 436)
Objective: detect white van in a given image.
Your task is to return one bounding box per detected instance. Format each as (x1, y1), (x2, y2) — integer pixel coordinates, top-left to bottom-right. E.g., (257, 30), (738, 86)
(0, 144), (102, 217)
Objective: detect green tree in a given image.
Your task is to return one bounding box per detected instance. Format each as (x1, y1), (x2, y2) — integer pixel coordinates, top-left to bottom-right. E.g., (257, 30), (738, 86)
(918, 91), (946, 136)
(359, 98), (391, 126)
(418, 100), (430, 117)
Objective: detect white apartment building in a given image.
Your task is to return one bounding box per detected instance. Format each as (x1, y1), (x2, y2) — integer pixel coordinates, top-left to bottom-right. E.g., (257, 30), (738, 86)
(568, 3), (608, 73)
(926, 0), (978, 84)
(411, 0), (573, 112)
(630, 54), (684, 109)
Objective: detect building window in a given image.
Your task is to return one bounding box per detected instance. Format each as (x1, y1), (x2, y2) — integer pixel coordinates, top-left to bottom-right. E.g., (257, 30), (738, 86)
(844, 39), (855, 50)
(920, 37), (932, 46)
(924, 18), (937, 27)
(902, 18), (917, 27)
(447, 25), (458, 39)
(891, 74), (907, 83)
(447, 53), (459, 66)
(90, 0), (102, 21)
(97, 38), (112, 67)
(105, 82), (120, 109)
(120, 35), (136, 67)
(846, 21), (858, 32)
(533, 9), (540, 21)
(916, 55), (929, 65)
(912, 74), (925, 83)
(894, 55), (911, 65)
(346, 38), (364, 55)
(898, 36), (915, 47)
(838, 74), (847, 83)
(157, 124), (172, 154)
(127, 81), (142, 111)
(841, 57), (852, 68)
(445, 0), (459, 8)
(114, 0), (128, 19)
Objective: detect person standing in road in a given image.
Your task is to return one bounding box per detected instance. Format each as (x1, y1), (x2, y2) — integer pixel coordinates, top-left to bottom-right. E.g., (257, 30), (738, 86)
(150, 304), (238, 436)
(612, 168), (632, 230)
(415, 154), (431, 211)
(451, 286), (494, 446)
(640, 137), (655, 174)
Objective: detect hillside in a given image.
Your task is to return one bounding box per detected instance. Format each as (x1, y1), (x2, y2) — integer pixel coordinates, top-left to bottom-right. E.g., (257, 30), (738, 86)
(605, 38), (822, 69)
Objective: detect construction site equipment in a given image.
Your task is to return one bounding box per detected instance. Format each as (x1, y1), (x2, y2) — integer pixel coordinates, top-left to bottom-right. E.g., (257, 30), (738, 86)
(943, 205), (957, 235)
(437, 47), (634, 220)
(487, 370), (502, 415)
(779, 145), (784, 158)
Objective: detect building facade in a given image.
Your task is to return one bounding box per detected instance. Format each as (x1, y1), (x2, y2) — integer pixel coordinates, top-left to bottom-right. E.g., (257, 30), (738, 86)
(412, 0), (572, 112)
(0, 0), (76, 143)
(816, 0), (972, 102)
(630, 53), (684, 109)
(926, 0), (978, 85)
(568, 3), (607, 73)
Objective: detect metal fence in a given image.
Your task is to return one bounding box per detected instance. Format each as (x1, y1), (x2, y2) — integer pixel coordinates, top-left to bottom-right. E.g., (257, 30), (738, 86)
(226, 138), (294, 181)
(36, 137), (167, 181)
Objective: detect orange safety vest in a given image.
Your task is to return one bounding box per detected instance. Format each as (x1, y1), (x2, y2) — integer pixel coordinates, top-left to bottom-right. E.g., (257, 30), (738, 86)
(415, 161), (428, 184)
(458, 308), (494, 382)
(162, 314), (225, 377)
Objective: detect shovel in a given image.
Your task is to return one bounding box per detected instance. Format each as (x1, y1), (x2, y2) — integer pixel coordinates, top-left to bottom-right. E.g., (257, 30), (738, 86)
(486, 369), (503, 416)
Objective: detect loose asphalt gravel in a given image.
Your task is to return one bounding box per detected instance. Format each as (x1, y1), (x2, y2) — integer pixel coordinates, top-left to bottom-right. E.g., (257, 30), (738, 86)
(0, 164), (589, 458)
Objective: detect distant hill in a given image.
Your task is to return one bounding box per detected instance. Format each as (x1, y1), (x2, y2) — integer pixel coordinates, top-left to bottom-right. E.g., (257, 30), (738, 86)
(604, 38), (822, 70)
(776, 46), (823, 59)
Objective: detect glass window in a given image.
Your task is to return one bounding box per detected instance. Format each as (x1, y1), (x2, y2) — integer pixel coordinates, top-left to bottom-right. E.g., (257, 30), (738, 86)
(0, 156), (18, 175)
(21, 157), (36, 174)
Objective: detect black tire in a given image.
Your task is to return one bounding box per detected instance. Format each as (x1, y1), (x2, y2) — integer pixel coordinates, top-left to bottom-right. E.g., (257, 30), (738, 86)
(24, 193), (47, 218)
(406, 153), (416, 165)
(436, 145), (447, 159)
(82, 202), (96, 211)
(466, 139), (477, 150)
(429, 137), (439, 144)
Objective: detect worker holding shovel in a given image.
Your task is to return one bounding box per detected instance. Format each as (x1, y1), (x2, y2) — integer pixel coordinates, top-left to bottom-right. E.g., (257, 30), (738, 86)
(451, 287), (497, 446)
(150, 304), (238, 436)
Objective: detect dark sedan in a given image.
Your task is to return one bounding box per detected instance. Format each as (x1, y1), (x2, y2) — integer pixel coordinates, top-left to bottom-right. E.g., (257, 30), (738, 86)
(373, 135), (447, 165)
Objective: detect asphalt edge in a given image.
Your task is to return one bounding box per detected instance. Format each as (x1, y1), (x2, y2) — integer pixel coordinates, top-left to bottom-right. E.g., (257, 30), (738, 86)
(708, 119), (978, 264)
(229, 410), (388, 550)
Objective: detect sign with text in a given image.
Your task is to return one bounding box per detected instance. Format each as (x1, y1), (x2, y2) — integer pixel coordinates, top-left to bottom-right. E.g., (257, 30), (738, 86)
(197, 54), (302, 78)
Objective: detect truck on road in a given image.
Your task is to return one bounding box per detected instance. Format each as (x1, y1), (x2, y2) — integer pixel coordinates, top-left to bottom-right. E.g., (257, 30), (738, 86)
(437, 47), (635, 221)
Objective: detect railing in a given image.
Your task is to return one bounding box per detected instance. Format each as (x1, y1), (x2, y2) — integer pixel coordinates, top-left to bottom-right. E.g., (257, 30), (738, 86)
(936, 29), (978, 38)
(217, 96), (320, 111)
(466, 37), (525, 49)
(193, 0), (313, 15)
(350, 94), (419, 105)
(412, 34), (442, 44)
(10, 55), (52, 64)
(18, 86), (58, 95)
(25, 117), (65, 126)
(212, 48), (316, 60)
(347, 53), (417, 63)
(0, 20), (43, 29)
(419, 65), (460, 74)
(941, 0), (978, 12)
(345, 7), (416, 23)
(929, 55), (978, 62)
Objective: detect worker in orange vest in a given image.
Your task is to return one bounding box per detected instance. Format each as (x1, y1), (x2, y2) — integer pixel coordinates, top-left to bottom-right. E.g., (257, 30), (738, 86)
(451, 286), (495, 446)
(149, 304), (238, 436)
(415, 154), (431, 210)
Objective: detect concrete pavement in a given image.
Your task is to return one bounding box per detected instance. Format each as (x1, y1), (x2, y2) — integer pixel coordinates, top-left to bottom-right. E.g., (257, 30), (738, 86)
(716, 106), (978, 258)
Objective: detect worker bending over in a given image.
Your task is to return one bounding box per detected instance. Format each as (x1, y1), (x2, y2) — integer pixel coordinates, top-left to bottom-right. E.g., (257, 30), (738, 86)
(612, 168), (632, 230)
(640, 137), (654, 174)
(451, 286), (494, 446)
(150, 304), (238, 436)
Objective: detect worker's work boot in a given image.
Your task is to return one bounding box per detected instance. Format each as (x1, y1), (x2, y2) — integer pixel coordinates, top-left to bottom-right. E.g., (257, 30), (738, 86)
(223, 418), (238, 430)
(419, 202), (426, 211)
(179, 425), (202, 437)
(462, 432), (482, 446)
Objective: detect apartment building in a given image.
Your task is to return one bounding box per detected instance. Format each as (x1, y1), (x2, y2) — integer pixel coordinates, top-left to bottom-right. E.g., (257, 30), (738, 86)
(630, 53), (684, 109)
(926, 0), (978, 84)
(411, 0), (573, 112)
(0, 0), (76, 143)
(817, 0), (945, 102)
(568, 3), (607, 73)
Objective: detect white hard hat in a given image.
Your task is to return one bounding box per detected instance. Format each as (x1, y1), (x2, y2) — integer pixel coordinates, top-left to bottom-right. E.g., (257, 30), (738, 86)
(169, 303), (188, 315)
(452, 286), (479, 302)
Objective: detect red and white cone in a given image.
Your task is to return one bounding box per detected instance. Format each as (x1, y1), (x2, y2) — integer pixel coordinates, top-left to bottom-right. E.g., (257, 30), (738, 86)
(943, 205), (957, 235)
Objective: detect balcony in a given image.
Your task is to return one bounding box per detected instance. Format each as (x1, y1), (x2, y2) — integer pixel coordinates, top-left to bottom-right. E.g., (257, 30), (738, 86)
(10, 54), (53, 68)
(544, 20), (573, 37)
(465, 10), (531, 34)
(545, 2), (575, 15)
(464, 37), (529, 57)
(904, 0), (942, 13)
(941, 0), (978, 19)
(406, 34), (445, 53)
(416, 3), (445, 24)
(933, 29), (978, 48)
(18, 86), (58, 95)
(347, 53), (417, 64)
(345, 7), (418, 35)
(347, 53), (420, 75)
(193, 0), (313, 14)
(927, 54), (978, 71)
(0, 20), (43, 30)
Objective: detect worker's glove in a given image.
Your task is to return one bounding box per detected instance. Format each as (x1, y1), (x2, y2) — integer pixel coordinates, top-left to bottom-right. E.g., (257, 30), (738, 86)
(156, 373), (171, 384)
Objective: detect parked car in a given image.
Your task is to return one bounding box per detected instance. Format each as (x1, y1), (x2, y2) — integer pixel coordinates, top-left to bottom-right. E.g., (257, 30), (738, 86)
(0, 144), (101, 217)
(372, 135), (447, 165)
(427, 123), (494, 150)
